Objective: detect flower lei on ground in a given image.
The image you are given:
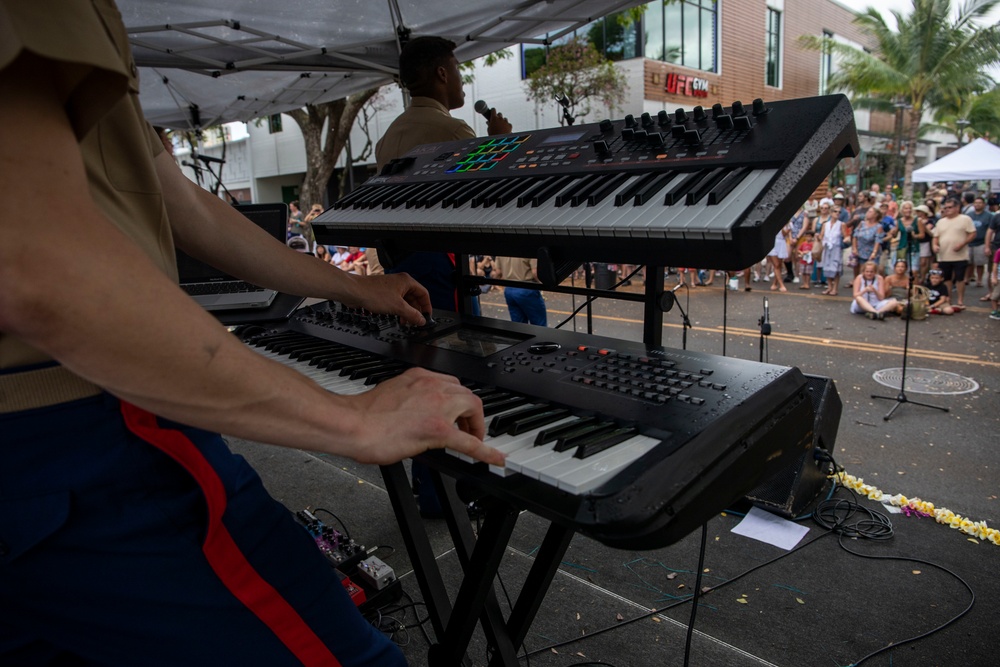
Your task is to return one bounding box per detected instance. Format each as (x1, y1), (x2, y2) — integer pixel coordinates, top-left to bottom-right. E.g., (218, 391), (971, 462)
(835, 471), (1000, 546)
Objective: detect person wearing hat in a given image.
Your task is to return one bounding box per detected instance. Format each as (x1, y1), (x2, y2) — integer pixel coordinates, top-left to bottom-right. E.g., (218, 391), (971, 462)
(832, 192), (850, 222)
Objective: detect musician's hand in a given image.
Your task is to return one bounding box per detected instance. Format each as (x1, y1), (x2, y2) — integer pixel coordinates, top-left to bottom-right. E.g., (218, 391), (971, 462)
(487, 109), (512, 136)
(346, 368), (504, 466)
(351, 272), (432, 326)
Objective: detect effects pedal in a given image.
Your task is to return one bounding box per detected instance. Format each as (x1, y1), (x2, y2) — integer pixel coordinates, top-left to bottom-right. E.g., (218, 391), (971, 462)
(355, 556), (396, 591)
(295, 509), (367, 571)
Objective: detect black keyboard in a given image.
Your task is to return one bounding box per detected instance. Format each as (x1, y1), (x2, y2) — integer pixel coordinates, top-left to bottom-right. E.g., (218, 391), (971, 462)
(313, 95), (859, 276)
(181, 281), (266, 296)
(242, 301), (823, 549)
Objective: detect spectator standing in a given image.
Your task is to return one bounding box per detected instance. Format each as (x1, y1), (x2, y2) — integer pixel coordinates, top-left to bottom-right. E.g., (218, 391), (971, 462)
(492, 256), (547, 326)
(817, 205), (845, 296)
(931, 196), (976, 309)
(966, 195), (992, 289)
(852, 207), (885, 276)
(797, 230), (815, 289)
(985, 203), (1000, 301)
(988, 246), (1000, 320)
(767, 221), (792, 292)
(895, 200), (924, 273)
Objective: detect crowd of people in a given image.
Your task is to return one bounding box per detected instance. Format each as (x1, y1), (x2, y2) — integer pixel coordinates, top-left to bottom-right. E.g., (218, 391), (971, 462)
(662, 183), (1000, 322)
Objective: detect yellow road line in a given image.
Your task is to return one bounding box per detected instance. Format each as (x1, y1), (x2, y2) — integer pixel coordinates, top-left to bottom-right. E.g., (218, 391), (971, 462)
(481, 303), (1000, 369)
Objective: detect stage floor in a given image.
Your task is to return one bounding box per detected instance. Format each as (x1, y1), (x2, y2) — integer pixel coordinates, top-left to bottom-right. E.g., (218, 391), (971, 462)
(229, 278), (999, 666)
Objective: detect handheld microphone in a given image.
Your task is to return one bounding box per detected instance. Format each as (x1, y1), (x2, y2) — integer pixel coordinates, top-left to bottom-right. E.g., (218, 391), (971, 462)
(474, 99), (492, 121)
(556, 95), (570, 109)
(195, 154), (225, 164)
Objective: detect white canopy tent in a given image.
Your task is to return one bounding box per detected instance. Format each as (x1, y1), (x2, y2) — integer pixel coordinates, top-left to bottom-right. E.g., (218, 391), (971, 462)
(118, 0), (644, 130)
(911, 138), (1000, 182)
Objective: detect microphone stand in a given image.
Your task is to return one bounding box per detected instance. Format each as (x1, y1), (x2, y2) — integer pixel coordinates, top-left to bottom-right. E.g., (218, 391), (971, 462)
(871, 242), (949, 420)
(758, 296), (771, 363)
(672, 285), (692, 350)
(557, 95), (575, 126)
(195, 155), (240, 206)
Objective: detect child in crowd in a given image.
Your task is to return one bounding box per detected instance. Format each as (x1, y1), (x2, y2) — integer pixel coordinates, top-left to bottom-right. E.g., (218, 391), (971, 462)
(925, 269), (955, 315)
(797, 231), (815, 289)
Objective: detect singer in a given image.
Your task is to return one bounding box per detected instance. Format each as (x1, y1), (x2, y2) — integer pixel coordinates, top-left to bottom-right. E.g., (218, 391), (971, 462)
(371, 36), (512, 517)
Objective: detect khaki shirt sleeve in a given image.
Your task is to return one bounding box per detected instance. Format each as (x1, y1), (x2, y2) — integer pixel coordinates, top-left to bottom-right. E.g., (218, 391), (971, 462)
(0, 0), (129, 139)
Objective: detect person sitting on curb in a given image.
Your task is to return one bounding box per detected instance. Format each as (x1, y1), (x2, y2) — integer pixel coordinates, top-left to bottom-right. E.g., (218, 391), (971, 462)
(850, 261), (898, 320)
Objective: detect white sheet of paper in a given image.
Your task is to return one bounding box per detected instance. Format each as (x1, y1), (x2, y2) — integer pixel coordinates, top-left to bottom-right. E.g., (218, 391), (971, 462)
(731, 506), (810, 550)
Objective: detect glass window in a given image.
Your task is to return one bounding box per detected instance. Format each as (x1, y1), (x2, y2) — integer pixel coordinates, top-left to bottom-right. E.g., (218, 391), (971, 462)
(647, 0), (718, 73)
(766, 8), (781, 87)
(521, 10), (641, 79)
(268, 114), (283, 134)
(819, 30), (834, 94)
(643, 0), (665, 60)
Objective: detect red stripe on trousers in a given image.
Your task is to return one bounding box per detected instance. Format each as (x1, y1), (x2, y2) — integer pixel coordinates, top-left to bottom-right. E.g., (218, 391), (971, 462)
(120, 402), (341, 667)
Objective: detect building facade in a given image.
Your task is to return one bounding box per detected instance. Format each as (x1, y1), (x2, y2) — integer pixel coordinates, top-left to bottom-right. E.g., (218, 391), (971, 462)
(187, 0), (941, 205)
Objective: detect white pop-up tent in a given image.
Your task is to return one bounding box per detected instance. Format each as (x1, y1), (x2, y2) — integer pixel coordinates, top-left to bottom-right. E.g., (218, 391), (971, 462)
(118, 0), (644, 129)
(911, 138), (1000, 182)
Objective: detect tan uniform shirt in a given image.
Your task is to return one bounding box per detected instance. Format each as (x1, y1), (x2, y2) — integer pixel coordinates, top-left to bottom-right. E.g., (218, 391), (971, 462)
(494, 257), (539, 284)
(1, 0), (175, 407)
(366, 97), (475, 275)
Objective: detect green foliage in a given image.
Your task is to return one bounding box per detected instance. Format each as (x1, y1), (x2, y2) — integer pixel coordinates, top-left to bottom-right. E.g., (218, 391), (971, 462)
(523, 37), (629, 124)
(928, 86), (1000, 143)
(800, 0), (1000, 197)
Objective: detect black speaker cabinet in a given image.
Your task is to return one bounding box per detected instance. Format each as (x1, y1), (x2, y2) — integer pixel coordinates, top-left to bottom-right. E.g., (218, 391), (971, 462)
(745, 374), (842, 518)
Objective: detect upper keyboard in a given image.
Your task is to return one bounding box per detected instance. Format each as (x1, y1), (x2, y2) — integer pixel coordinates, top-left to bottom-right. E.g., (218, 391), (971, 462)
(313, 95), (859, 277)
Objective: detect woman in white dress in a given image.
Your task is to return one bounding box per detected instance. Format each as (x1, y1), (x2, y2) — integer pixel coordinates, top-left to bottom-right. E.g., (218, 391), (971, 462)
(767, 221), (792, 292)
(817, 210), (844, 296)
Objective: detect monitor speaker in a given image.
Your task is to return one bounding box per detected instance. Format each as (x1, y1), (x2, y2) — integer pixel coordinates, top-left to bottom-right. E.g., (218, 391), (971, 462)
(745, 374), (842, 518)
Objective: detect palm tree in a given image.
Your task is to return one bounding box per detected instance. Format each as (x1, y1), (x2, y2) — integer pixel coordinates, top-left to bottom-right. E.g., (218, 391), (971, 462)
(803, 0), (1000, 199)
(926, 86), (1000, 145)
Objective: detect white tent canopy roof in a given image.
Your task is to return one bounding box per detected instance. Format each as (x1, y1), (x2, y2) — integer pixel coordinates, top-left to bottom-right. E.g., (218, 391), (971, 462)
(911, 138), (1000, 182)
(118, 0), (643, 129)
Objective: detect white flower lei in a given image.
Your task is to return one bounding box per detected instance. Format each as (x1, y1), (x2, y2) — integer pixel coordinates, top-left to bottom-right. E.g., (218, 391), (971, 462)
(835, 471), (999, 546)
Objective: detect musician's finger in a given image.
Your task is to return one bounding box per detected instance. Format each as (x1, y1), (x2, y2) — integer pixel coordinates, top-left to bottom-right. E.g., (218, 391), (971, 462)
(445, 431), (505, 467)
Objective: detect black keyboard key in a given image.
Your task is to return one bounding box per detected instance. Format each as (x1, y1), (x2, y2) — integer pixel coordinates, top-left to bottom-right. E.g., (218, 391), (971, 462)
(555, 175), (600, 207)
(586, 173), (631, 206)
(614, 173), (659, 206)
(552, 421), (618, 452)
(531, 175), (576, 207)
(488, 404), (553, 437)
(483, 395), (532, 417)
(491, 179), (536, 207)
(509, 408), (573, 436)
(632, 172), (677, 205)
(685, 168), (729, 205)
(515, 176), (557, 207)
(663, 171), (706, 205)
(707, 167), (752, 205)
(534, 416), (598, 446)
(574, 426), (640, 458)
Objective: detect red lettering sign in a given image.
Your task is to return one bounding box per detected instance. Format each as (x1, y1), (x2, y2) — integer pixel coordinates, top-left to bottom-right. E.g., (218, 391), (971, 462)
(662, 72), (710, 98)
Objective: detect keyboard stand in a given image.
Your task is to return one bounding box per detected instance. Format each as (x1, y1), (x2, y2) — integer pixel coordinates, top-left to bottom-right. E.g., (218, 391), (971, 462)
(380, 462), (573, 667)
(380, 263), (672, 666)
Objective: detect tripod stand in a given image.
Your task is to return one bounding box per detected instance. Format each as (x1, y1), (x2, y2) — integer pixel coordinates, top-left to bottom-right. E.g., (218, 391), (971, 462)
(871, 243), (949, 421)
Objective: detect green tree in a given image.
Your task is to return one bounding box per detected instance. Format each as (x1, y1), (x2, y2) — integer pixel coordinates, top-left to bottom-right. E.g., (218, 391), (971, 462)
(802, 0), (1000, 199)
(286, 88), (381, 210)
(523, 37), (629, 125)
(927, 86), (1000, 145)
